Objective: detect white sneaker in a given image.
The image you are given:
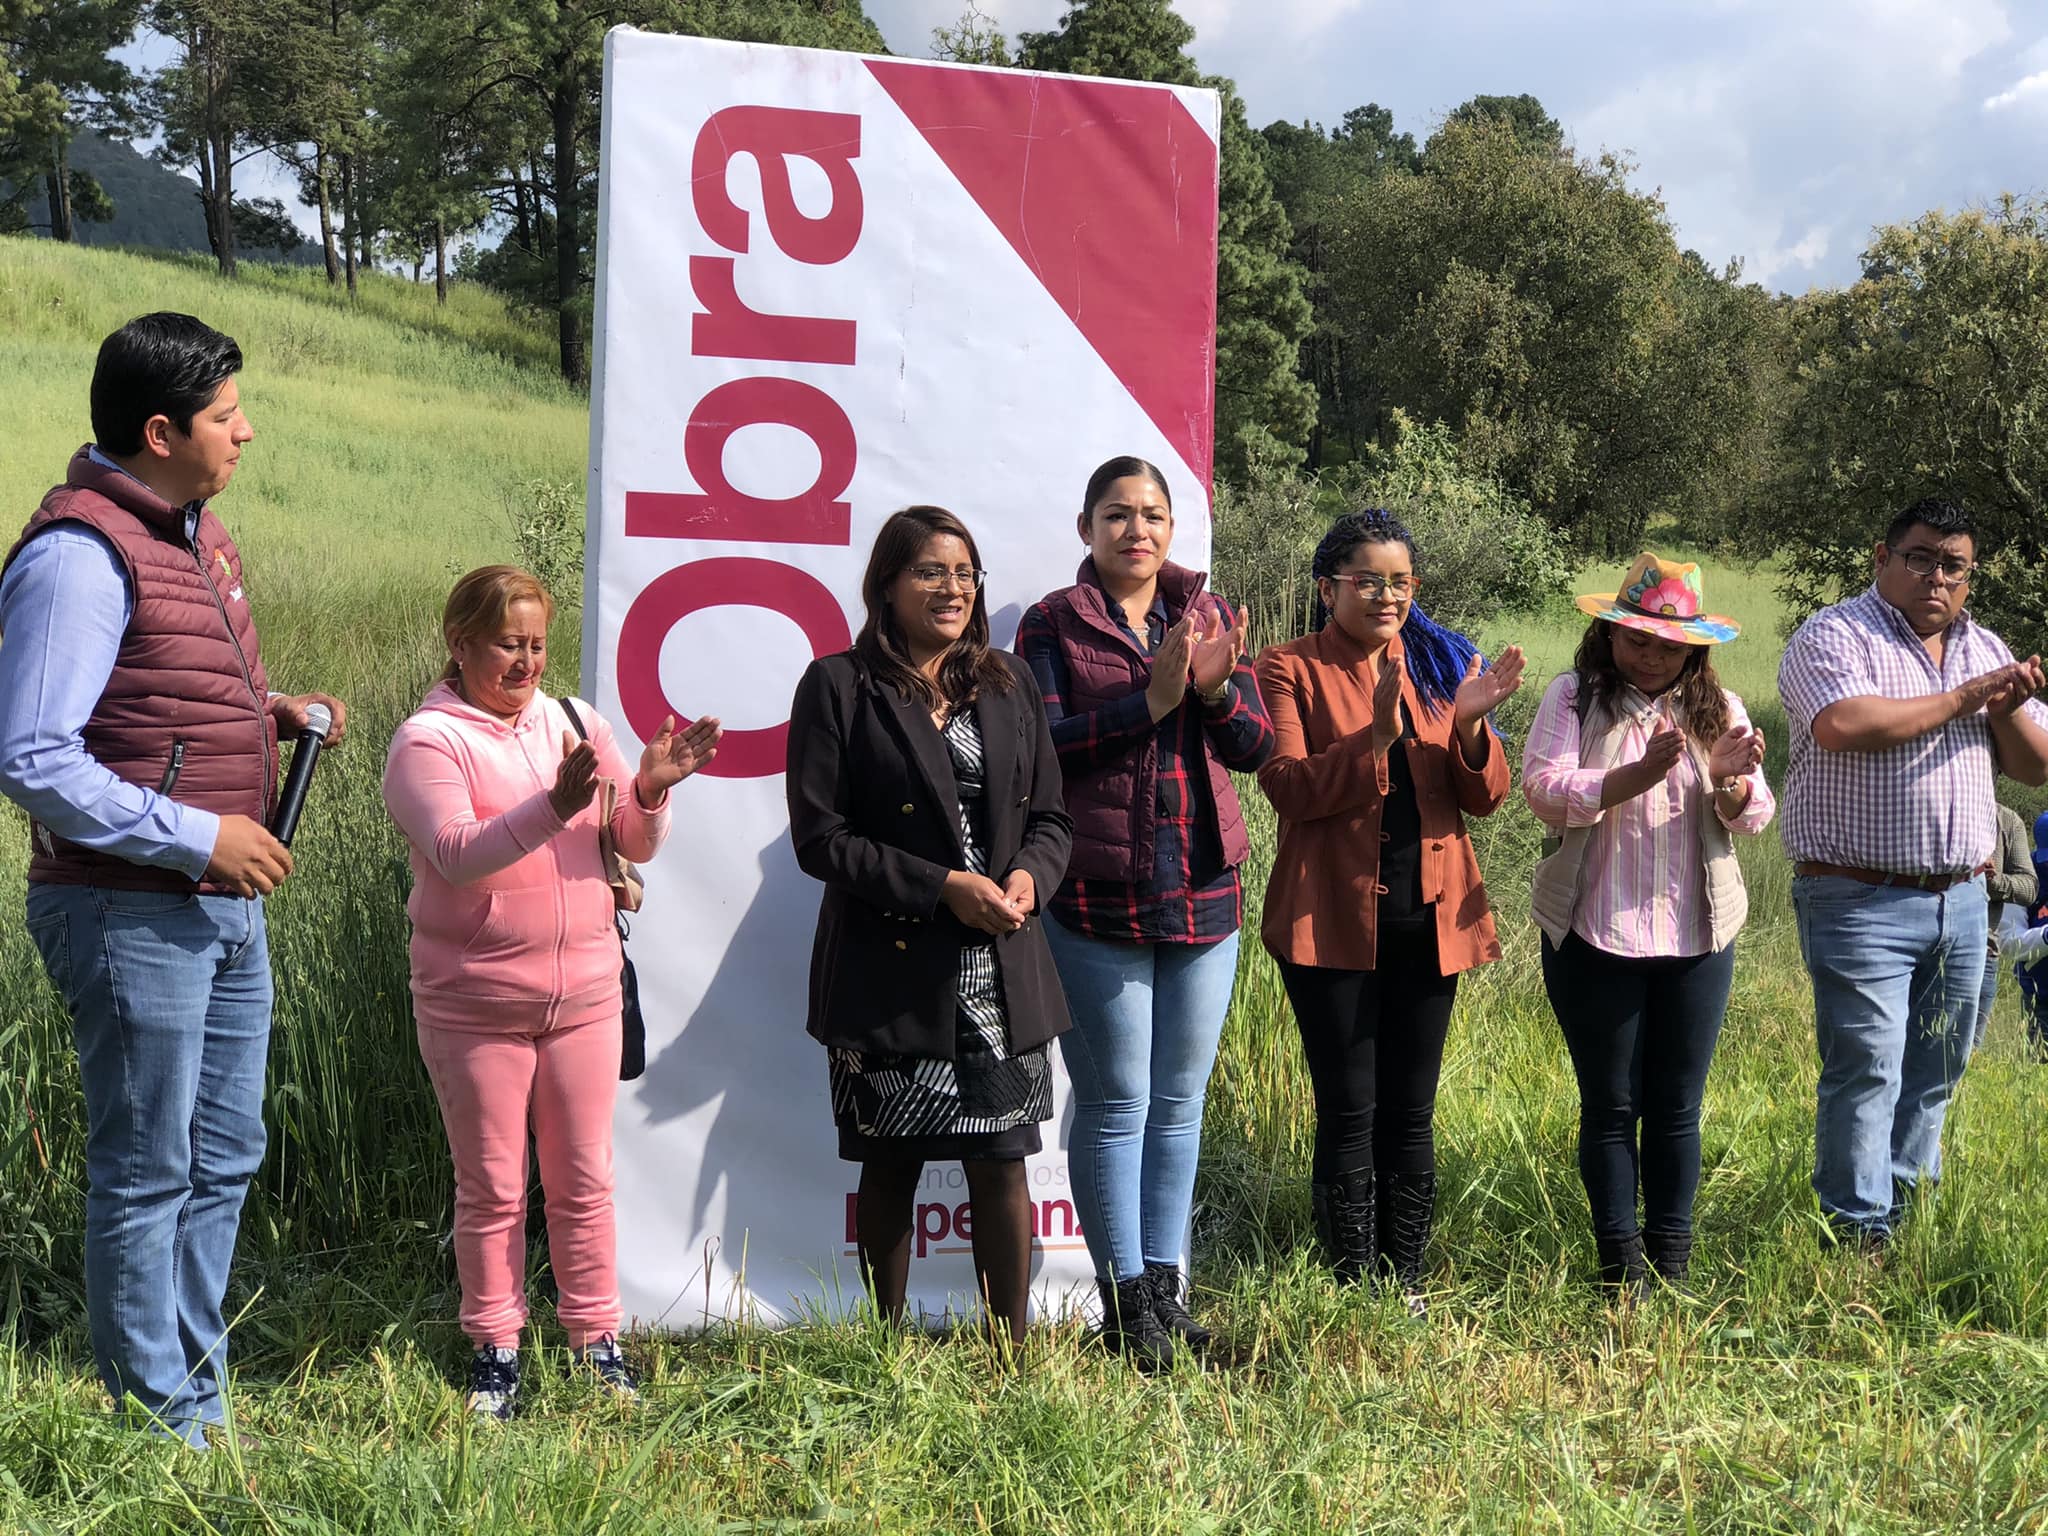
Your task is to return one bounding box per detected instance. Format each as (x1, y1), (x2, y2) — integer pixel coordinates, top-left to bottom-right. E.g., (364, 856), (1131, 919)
(465, 1346), (520, 1421)
(573, 1333), (640, 1403)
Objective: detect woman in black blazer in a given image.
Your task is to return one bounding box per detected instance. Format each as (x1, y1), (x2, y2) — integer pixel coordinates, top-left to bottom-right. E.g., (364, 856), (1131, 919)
(787, 506), (1072, 1345)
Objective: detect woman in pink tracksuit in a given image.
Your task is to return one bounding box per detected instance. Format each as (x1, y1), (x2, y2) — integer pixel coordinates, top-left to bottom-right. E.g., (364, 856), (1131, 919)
(382, 565), (721, 1421)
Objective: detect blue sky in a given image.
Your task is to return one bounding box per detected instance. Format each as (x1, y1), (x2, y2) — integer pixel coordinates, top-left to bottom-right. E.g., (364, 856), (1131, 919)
(134, 1), (2048, 294)
(869, 0), (2048, 292)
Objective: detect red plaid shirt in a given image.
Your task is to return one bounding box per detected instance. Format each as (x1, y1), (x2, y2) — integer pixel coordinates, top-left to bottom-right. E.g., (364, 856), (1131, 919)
(1015, 593), (1273, 944)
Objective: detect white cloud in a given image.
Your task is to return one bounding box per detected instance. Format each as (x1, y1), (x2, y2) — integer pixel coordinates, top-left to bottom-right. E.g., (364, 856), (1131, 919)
(118, 2), (2048, 294)
(865, 0), (1065, 50)
(1984, 69), (2048, 110)
(865, 0), (1368, 54)
(862, 1), (2045, 291)
(1551, 1), (2025, 285)
(1749, 226), (1831, 290)
(1177, 0), (1369, 45)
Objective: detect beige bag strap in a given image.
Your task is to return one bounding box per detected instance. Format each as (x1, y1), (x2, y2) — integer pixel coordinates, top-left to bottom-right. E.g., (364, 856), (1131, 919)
(560, 697), (646, 914)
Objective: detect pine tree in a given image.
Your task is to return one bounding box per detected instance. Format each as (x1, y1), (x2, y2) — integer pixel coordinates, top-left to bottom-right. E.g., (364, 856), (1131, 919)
(1259, 105), (1418, 465)
(1, 3), (70, 233)
(426, 0), (888, 383)
(270, 0), (375, 288)
(1442, 93), (1563, 156)
(146, 0), (285, 276)
(1211, 81), (1314, 475)
(1018, 0), (1315, 479)
(369, 3), (494, 304)
(2, 0), (140, 240)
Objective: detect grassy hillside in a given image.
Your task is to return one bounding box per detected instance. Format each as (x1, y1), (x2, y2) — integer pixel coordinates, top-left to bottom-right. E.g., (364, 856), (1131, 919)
(4, 239), (2048, 1534)
(34, 132), (321, 266)
(3, 133), (315, 265)
(0, 236), (588, 1351)
(1, 240), (579, 551)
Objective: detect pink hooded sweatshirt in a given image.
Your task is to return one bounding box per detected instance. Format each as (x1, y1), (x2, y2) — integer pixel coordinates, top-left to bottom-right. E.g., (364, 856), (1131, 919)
(382, 682), (669, 1032)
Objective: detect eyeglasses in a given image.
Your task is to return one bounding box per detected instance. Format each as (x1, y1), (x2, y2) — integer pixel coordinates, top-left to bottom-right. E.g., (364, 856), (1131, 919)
(1893, 550), (1976, 584)
(1328, 573), (1417, 600)
(905, 565), (988, 592)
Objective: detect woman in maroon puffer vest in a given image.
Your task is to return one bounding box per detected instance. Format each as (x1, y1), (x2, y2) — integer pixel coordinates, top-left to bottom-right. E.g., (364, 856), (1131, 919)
(1015, 456), (1274, 1371)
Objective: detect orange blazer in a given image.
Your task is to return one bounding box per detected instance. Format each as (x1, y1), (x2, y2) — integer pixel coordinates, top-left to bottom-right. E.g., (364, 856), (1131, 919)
(1254, 624), (1510, 975)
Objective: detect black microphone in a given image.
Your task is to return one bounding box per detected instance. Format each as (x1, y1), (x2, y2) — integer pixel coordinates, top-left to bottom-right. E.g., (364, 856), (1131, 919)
(271, 702), (333, 847)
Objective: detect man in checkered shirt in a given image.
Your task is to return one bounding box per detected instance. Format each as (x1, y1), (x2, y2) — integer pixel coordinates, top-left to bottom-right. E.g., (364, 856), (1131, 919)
(1780, 497), (2048, 1252)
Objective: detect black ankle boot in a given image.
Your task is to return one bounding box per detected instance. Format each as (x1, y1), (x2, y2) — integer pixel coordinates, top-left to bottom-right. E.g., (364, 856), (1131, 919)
(1595, 1231), (1650, 1301)
(1643, 1228), (1694, 1292)
(1143, 1263), (1211, 1353)
(1376, 1170), (1435, 1316)
(1096, 1274), (1174, 1374)
(1310, 1172), (1375, 1283)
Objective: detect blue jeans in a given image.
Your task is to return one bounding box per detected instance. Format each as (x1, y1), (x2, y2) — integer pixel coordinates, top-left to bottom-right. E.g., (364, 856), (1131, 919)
(24, 883), (273, 1445)
(1971, 935), (2002, 1053)
(1793, 873), (1985, 1237)
(1045, 920), (1239, 1283)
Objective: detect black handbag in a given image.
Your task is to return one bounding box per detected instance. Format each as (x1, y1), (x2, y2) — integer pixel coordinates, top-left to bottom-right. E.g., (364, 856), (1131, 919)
(616, 915), (647, 1082)
(559, 698), (648, 1082)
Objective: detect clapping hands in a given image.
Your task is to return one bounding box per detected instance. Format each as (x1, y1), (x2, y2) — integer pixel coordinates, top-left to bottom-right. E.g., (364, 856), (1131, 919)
(1452, 647), (1527, 727)
(1611, 720), (1687, 802)
(550, 732), (600, 820)
(638, 714), (725, 802)
(1982, 656), (2046, 718)
(1954, 658), (2044, 717)
(1147, 600), (1248, 721)
(1605, 706), (1766, 807)
(1369, 650), (1405, 754)
(1706, 722), (1766, 781)
(1188, 597), (1247, 699)
(1145, 618), (1197, 721)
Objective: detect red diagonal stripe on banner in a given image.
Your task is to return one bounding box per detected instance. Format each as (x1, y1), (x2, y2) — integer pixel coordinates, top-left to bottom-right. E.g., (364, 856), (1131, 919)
(866, 60), (1219, 491)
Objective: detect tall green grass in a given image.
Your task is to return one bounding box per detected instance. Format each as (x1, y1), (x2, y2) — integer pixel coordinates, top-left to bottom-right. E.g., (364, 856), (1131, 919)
(5, 239), (2048, 1533)
(0, 240), (584, 1314)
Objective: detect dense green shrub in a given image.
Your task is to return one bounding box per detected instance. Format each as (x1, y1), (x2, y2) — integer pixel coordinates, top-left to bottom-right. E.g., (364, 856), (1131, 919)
(1212, 411), (1571, 648)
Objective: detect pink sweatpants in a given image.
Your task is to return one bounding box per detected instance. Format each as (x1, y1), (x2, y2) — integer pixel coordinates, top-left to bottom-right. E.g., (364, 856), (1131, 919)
(417, 1014), (623, 1350)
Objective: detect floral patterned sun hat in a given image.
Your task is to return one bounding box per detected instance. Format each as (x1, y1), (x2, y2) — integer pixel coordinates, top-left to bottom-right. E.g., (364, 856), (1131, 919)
(1574, 552), (1741, 645)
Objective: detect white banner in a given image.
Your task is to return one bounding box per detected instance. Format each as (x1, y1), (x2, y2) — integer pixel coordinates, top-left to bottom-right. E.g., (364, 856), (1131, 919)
(586, 28), (1221, 1328)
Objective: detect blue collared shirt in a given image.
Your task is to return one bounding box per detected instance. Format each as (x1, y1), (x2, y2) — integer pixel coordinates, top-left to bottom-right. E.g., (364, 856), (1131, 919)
(0, 449), (218, 878)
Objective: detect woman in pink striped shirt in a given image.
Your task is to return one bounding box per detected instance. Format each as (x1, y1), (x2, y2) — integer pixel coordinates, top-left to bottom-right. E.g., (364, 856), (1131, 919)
(1522, 554), (1774, 1297)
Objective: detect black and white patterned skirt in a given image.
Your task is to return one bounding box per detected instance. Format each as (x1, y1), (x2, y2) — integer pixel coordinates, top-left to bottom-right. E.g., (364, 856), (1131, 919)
(830, 708), (1054, 1162)
(828, 962), (1054, 1161)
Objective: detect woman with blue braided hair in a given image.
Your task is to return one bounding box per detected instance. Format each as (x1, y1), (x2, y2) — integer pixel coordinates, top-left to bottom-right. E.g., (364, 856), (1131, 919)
(1254, 511), (1525, 1313)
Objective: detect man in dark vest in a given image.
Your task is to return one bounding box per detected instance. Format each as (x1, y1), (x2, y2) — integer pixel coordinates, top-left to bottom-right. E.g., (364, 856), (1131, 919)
(0, 313), (347, 1446)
